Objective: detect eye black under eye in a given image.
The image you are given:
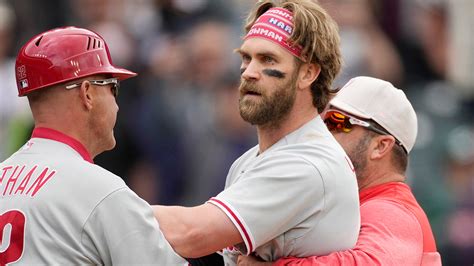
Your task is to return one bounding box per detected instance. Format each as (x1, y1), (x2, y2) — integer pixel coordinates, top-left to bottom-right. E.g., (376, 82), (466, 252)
(262, 69), (285, 79)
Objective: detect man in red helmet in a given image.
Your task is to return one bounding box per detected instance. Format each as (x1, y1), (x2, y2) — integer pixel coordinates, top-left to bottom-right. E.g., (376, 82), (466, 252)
(0, 27), (186, 265)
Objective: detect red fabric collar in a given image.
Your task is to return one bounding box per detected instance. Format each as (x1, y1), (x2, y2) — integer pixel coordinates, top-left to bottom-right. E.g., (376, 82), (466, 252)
(359, 182), (409, 204)
(31, 127), (93, 163)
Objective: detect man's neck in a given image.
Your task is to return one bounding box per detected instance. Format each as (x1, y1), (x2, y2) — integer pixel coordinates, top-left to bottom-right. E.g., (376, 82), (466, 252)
(34, 119), (96, 158)
(257, 107), (318, 153)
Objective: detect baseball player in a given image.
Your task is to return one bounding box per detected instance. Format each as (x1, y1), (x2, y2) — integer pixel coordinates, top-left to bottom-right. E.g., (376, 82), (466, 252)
(0, 27), (186, 265)
(237, 77), (442, 266)
(153, 1), (360, 265)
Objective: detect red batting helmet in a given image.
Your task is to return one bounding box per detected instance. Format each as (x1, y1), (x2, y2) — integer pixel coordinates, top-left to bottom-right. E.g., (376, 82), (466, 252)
(15, 26), (137, 96)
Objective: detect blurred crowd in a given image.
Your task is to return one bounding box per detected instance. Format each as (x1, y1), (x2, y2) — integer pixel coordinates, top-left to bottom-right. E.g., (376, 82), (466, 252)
(0, 0), (472, 264)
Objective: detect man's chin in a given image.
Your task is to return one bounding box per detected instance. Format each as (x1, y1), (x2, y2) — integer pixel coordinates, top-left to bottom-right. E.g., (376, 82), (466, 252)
(240, 95), (263, 109)
(240, 110), (269, 126)
(104, 138), (117, 152)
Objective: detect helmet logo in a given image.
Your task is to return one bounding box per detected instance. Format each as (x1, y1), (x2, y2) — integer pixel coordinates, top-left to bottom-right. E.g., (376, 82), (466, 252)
(17, 65), (26, 79)
(20, 79), (29, 89)
(17, 65), (29, 89)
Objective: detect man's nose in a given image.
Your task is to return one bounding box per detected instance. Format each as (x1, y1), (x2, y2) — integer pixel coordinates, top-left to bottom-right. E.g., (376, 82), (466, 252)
(241, 62), (261, 81)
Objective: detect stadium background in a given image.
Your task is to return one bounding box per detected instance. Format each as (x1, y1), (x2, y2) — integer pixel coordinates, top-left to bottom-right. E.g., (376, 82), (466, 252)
(0, 0), (472, 264)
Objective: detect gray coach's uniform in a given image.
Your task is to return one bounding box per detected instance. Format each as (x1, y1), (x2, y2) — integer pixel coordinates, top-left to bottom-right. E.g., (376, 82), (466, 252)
(209, 116), (360, 265)
(0, 127), (185, 265)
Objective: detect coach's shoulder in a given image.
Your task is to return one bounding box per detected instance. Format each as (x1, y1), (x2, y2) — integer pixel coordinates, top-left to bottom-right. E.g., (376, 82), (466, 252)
(64, 159), (127, 193)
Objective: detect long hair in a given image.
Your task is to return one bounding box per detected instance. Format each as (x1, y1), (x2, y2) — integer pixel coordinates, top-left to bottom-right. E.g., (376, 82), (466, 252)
(244, 0), (342, 112)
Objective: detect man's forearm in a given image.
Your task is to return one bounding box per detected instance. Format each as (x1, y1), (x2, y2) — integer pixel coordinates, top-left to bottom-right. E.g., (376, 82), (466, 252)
(153, 205), (195, 256)
(153, 203), (243, 258)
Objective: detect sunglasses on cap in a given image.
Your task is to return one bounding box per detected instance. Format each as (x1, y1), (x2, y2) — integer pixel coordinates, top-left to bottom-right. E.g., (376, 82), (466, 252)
(65, 78), (120, 98)
(323, 109), (405, 149)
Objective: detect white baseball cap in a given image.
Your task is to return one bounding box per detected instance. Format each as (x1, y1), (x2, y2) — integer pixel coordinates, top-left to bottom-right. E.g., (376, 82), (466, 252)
(329, 76), (418, 153)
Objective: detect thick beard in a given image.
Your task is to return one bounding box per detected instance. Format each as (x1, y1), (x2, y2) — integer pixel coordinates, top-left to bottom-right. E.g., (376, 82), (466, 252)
(238, 73), (297, 127)
(347, 133), (372, 183)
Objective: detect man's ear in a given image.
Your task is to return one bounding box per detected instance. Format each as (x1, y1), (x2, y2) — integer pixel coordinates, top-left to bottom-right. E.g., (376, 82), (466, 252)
(369, 135), (396, 160)
(79, 81), (94, 110)
(297, 62), (320, 90)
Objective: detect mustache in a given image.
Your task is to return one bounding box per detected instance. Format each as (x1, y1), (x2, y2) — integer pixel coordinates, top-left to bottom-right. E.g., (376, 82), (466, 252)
(239, 80), (262, 95)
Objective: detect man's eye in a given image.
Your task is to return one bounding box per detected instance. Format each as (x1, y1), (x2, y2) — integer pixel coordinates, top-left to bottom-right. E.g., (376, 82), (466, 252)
(263, 56), (274, 63)
(241, 54), (251, 62)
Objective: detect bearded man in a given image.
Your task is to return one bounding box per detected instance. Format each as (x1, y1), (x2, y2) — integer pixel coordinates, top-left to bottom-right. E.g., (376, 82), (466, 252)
(153, 1), (360, 265)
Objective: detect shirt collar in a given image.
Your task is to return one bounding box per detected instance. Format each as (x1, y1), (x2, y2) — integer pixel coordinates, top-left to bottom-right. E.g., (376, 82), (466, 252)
(270, 115), (327, 149)
(359, 182), (408, 203)
(31, 127), (93, 163)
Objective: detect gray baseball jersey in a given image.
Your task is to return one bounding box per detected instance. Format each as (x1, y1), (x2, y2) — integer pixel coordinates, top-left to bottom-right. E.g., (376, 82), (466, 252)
(208, 116), (360, 265)
(0, 127), (186, 265)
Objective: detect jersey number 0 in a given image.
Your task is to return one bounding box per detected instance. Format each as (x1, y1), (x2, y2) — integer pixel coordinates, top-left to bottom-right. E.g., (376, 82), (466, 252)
(0, 210), (26, 265)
